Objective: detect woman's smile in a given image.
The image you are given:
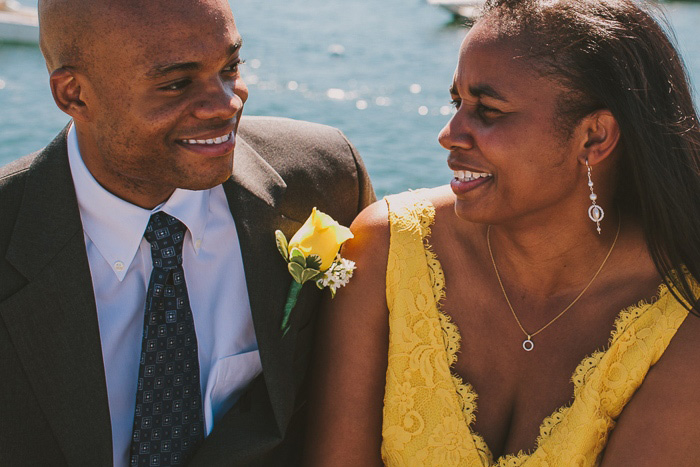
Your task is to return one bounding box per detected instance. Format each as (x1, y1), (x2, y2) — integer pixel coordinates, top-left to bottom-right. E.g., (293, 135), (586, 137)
(450, 169), (493, 195)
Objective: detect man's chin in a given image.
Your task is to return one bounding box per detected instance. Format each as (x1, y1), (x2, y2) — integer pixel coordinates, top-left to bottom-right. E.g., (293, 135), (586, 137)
(179, 169), (233, 191)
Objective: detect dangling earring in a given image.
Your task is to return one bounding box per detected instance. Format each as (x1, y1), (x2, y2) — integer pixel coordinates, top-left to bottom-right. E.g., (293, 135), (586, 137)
(586, 159), (604, 234)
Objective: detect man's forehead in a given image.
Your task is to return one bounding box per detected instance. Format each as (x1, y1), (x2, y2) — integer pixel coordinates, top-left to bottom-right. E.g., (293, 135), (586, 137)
(108, 0), (235, 38)
(97, 2), (240, 68)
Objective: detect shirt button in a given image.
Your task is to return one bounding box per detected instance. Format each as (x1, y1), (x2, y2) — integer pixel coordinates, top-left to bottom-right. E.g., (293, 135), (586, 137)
(114, 261), (125, 272)
(195, 239), (202, 249)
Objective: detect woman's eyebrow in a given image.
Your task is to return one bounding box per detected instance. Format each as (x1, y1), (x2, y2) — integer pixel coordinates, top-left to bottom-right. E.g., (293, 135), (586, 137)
(469, 84), (509, 102)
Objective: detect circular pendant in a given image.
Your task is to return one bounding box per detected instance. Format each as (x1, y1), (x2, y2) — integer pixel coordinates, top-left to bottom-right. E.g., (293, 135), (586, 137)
(522, 338), (534, 351)
(588, 205), (605, 223)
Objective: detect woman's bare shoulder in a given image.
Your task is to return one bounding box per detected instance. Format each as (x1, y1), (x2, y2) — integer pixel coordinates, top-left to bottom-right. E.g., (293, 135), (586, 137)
(342, 198), (390, 264)
(602, 311), (700, 465)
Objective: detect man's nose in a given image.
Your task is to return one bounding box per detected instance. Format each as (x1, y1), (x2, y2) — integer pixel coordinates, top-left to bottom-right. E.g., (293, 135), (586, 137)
(193, 78), (247, 120)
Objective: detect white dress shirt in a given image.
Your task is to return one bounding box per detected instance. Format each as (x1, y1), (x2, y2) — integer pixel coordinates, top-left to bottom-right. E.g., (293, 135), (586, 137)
(66, 124), (262, 467)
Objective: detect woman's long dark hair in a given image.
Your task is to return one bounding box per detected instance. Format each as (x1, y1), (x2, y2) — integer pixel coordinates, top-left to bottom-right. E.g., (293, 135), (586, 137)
(480, 0), (700, 312)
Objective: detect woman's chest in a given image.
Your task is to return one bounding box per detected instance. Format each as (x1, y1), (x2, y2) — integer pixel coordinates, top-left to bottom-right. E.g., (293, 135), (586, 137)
(438, 280), (620, 458)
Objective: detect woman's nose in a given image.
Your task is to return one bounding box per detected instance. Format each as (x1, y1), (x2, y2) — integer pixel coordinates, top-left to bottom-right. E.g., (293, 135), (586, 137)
(438, 110), (474, 150)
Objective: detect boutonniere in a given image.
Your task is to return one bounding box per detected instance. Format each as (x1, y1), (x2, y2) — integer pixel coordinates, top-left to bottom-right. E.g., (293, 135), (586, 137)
(276, 208), (356, 335)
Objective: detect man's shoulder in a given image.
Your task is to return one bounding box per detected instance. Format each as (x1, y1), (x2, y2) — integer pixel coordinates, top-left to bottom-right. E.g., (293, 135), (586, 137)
(1, 128), (68, 194)
(0, 152), (37, 185)
(235, 116), (374, 225)
(0, 152), (39, 214)
(238, 116), (354, 163)
(239, 115), (346, 141)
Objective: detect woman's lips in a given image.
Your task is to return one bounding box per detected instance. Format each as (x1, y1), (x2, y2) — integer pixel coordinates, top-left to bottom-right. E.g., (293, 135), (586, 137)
(450, 170), (493, 195)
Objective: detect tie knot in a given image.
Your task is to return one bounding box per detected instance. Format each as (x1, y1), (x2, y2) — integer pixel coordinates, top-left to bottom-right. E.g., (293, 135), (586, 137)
(144, 212), (187, 270)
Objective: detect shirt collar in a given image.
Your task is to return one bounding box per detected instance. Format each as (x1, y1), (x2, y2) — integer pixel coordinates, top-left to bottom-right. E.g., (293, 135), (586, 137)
(67, 123), (211, 281)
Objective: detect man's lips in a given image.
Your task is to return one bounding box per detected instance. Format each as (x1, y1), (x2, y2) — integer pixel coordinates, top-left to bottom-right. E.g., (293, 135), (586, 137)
(179, 132), (233, 146)
(175, 130), (236, 157)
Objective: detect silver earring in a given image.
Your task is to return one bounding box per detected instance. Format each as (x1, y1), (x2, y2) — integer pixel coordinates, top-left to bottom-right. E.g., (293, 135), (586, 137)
(586, 159), (604, 234)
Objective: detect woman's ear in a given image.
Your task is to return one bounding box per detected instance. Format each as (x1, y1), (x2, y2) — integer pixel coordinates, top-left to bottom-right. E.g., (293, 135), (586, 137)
(577, 110), (620, 166)
(49, 67), (91, 122)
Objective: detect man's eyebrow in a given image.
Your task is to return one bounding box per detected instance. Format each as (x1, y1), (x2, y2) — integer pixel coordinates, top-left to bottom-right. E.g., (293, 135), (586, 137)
(146, 62), (201, 79)
(145, 39), (243, 79)
(469, 84), (508, 102)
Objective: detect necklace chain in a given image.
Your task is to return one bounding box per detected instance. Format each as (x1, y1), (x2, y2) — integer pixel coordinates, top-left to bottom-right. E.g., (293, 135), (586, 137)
(486, 218), (621, 351)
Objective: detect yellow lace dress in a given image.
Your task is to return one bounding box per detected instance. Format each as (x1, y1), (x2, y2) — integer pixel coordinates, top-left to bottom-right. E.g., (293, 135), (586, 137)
(381, 191), (695, 467)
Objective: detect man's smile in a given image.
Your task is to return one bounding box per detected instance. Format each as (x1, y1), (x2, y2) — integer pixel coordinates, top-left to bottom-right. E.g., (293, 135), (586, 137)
(180, 132), (232, 145)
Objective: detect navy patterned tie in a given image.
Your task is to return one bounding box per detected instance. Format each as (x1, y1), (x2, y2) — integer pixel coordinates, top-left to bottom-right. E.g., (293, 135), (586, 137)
(130, 212), (204, 466)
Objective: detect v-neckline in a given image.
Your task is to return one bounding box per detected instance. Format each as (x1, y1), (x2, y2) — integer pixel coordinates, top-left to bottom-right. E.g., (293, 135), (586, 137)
(423, 203), (673, 463)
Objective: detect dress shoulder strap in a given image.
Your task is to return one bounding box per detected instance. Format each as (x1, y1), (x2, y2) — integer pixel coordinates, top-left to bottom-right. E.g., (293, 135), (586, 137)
(385, 190), (436, 239)
(384, 190), (440, 307)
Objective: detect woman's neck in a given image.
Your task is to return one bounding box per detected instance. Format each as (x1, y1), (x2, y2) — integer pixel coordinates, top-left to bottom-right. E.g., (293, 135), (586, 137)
(486, 209), (624, 299)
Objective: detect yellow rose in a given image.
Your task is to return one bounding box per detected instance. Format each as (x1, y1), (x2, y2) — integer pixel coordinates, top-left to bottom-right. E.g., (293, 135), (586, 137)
(288, 207), (353, 270)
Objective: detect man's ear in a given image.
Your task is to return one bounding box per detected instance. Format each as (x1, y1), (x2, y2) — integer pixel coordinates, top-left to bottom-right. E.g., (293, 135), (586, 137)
(49, 67), (91, 122)
(577, 109), (620, 166)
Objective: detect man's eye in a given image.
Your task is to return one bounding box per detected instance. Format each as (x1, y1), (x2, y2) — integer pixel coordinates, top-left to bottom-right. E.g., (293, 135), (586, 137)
(159, 79), (191, 92)
(450, 98), (461, 109)
(223, 59), (245, 74)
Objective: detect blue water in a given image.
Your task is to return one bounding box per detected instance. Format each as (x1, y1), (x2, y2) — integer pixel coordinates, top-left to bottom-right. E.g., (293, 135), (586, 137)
(2, 0), (699, 196)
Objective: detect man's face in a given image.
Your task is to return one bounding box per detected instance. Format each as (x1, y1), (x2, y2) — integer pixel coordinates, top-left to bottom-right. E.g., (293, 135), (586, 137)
(79, 1), (247, 207)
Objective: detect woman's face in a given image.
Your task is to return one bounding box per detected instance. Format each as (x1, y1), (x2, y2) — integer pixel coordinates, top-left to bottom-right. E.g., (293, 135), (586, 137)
(440, 21), (587, 226)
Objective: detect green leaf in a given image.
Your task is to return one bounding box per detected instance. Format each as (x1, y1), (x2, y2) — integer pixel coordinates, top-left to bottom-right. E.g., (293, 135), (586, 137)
(288, 262), (304, 283)
(275, 230), (289, 260)
(289, 248), (306, 267)
(329, 287), (336, 299)
(300, 268), (322, 284)
(305, 254), (323, 270)
(315, 280), (325, 290)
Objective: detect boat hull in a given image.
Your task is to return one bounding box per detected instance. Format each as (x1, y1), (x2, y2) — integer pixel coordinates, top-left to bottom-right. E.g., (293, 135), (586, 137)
(0, 10), (39, 45)
(426, 0), (485, 19)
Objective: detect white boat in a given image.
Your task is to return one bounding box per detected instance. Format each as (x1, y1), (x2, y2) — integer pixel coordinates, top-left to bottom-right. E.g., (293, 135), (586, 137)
(0, 0), (39, 45)
(427, 0), (486, 20)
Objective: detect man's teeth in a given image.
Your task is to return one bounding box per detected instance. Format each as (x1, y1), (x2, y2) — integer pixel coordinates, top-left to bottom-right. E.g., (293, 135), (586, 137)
(453, 170), (492, 182)
(182, 133), (232, 145)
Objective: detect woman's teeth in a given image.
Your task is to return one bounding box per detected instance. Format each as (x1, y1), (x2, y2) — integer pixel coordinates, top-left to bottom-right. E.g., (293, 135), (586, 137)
(453, 170), (492, 182)
(181, 133), (232, 145)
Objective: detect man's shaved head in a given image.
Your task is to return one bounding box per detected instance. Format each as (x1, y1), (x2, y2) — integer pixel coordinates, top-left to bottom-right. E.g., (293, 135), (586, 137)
(39, 0), (233, 71)
(39, 0), (247, 208)
(39, 0), (96, 71)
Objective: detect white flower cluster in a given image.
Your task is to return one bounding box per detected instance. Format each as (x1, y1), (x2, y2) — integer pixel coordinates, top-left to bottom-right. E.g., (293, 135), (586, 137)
(317, 255), (356, 296)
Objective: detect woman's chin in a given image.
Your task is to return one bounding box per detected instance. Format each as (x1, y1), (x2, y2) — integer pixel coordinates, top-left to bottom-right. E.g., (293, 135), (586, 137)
(452, 200), (493, 225)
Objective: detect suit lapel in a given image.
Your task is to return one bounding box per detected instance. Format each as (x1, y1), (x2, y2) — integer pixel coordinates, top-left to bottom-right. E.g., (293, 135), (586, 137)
(222, 137), (306, 435)
(0, 129), (113, 465)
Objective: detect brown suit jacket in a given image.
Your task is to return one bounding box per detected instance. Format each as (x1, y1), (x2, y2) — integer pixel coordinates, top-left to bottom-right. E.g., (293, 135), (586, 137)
(0, 116), (375, 466)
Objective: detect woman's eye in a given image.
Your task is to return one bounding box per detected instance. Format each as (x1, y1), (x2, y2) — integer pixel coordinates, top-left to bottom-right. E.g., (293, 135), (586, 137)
(477, 103), (502, 120)
(159, 79), (191, 92)
(450, 98), (461, 109)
